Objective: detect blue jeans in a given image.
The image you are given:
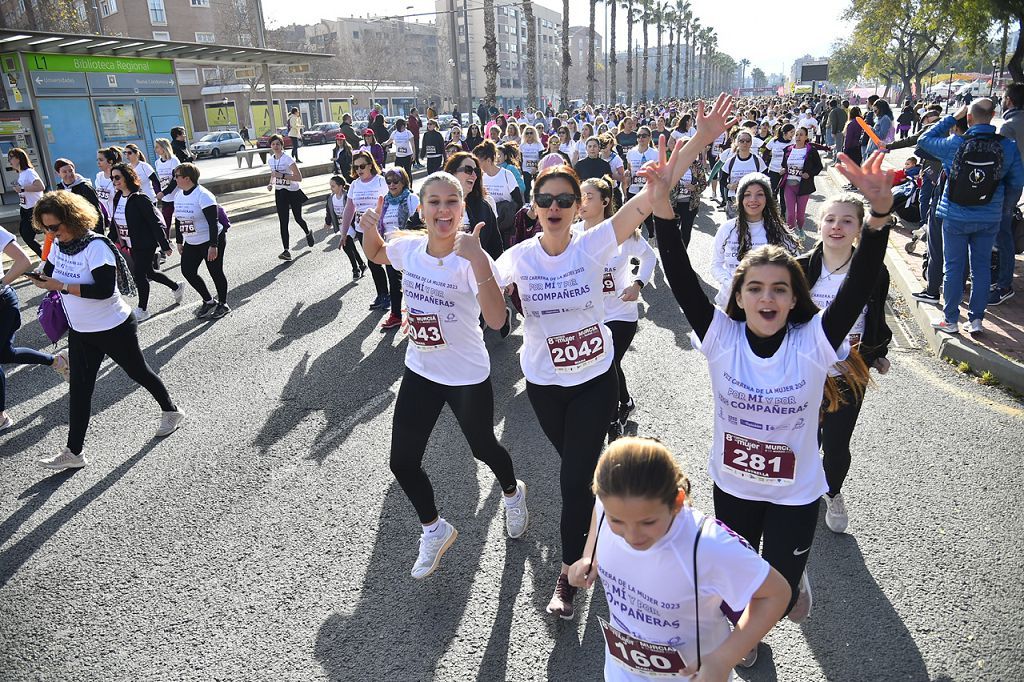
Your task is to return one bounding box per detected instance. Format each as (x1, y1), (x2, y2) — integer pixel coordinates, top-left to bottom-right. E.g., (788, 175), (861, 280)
(825, 128), (834, 150)
(942, 218), (1000, 323)
(1, 286), (56, 412)
(994, 190), (1020, 291)
(918, 171), (935, 228)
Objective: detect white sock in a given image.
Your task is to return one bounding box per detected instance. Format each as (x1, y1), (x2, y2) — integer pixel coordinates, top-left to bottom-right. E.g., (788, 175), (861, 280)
(205, 299), (215, 305)
(503, 486), (522, 506)
(423, 518), (443, 535)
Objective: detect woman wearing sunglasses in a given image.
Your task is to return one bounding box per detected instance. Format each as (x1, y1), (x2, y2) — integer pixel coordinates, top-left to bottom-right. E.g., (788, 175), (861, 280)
(376, 166), (420, 331)
(520, 126), (545, 199)
(31, 191), (184, 471)
(108, 163), (182, 321)
(94, 146), (121, 232)
(443, 152), (504, 262)
(493, 103), (730, 620)
(359, 130), (386, 168)
(624, 126), (659, 240)
(341, 150), (390, 310)
(123, 144), (160, 203)
(267, 134), (314, 262)
(420, 119), (446, 174)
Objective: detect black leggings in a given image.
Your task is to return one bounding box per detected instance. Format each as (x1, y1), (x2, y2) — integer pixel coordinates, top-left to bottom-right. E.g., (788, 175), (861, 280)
(820, 377), (866, 497)
(713, 484), (818, 615)
(342, 234), (365, 273)
(181, 232), (228, 304)
(526, 366), (618, 564)
(386, 264), (402, 316)
(0, 286), (54, 412)
(19, 207), (41, 258)
(356, 232), (389, 298)
(523, 171), (533, 200)
(768, 171), (786, 219)
(130, 244), (178, 311)
(67, 315), (175, 454)
(275, 189), (309, 250)
(395, 155), (413, 176)
(606, 320), (637, 407)
(390, 368), (517, 524)
(674, 200), (699, 247)
(426, 156), (444, 175)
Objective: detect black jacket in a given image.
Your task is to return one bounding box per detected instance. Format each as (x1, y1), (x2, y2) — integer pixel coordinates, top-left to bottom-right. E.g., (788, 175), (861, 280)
(782, 144), (824, 197)
(111, 191), (171, 252)
(574, 156), (613, 182)
(333, 147), (352, 178)
(58, 176), (104, 231)
(421, 130), (445, 160)
(798, 242), (891, 364)
(172, 138), (193, 164)
(465, 194), (503, 260)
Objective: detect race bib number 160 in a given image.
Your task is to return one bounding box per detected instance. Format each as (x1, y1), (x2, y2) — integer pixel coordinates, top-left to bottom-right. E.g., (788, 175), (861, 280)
(600, 618), (687, 678)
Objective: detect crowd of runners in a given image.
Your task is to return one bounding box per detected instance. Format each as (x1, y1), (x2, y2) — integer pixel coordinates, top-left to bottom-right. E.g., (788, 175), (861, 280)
(4, 85), (1019, 680)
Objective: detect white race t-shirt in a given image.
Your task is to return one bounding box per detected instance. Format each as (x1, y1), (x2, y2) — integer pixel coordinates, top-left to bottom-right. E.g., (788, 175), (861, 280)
(270, 152), (300, 192)
(595, 498), (770, 682)
(693, 308), (846, 505)
(520, 142), (544, 175)
(724, 154), (765, 197)
(392, 130), (415, 158)
(112, 193), (130, 247)
(133, 161), (157, 201)
(601, 233), (656, 323)
(765, 139), (792, 173)
(0, 227), (14, 275)
(47, 239), (132, 332)
(155, 157), (180, 202)
(94, 172), (115, 221)
(381, 193), (420, 235)
(785, 146), (808, 182)
(481, 167), (518, 204)
(330, 193), (347, 220)
(710, 133), (727, 157)
(17, 169), (43, 209)
(711, 219), (767, 306)
(496, 219), (618, 386)
(173, 185), (220, 246)
(626, 146), (658, 194)
(810, 265), (867, 376)
(348, 175), (388, 233)
(386, 234), (498, 385)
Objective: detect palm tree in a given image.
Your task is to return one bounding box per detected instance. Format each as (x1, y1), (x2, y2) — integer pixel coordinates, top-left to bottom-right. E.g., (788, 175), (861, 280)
(587, 0), (597, 105)
(483, 0), (498, 105)
(653, 2), (666, 101)
(664, 5), (675, 98)
(609, 0), (617, 105)
(622, 0), (634, 105)
(640, 0), (651, 102)
(684, 16), (698, 98)
(560, 0), (570, 112)
(701, 28), (716, 96)
(523, 0), (537, 109)
(673, 1), (689, 96)
(738, 57), (750, 92)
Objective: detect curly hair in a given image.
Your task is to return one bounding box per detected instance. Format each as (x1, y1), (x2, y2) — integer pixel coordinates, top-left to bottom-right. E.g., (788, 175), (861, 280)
(33, 191), (99, 239)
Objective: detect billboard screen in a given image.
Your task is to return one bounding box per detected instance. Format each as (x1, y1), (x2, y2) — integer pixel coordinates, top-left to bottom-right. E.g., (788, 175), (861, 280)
(801, 63), (829, 82)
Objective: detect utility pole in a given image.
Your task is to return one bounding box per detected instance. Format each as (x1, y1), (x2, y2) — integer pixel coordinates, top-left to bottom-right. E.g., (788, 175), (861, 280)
(255, 0), (277, 131)
(603, 2), (608, 104)
(463, 0), (473, 116)
(446, 0), (462, 113)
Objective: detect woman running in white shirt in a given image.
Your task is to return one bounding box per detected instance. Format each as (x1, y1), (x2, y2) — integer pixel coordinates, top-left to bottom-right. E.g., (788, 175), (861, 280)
(7, 147), (44, 258)
(357, 172), (529, 579)
(579, 176), (655, 443)
(341, 151), (391, 311)
(267, 134), (314, 261)
(94, 146), (120, 232)
(569, 437), (790, 680)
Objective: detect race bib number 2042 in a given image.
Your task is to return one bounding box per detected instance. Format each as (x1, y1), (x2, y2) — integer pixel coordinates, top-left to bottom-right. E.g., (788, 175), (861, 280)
(546, 324), (605, 373)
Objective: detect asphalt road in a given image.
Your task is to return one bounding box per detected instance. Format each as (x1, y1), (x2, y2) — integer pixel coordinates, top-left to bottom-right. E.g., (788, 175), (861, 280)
(1, 173), (1022, 681)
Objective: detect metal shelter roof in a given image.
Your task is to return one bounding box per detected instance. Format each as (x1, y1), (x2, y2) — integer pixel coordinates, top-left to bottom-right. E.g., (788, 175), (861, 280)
(0, 29), (327, 66)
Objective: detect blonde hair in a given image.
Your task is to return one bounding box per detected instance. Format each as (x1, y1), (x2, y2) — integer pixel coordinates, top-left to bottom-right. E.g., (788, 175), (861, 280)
(593, 437), (691, 509)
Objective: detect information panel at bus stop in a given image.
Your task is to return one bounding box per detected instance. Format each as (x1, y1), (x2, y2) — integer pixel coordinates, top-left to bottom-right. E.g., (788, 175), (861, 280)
(25, 53), (177, 96)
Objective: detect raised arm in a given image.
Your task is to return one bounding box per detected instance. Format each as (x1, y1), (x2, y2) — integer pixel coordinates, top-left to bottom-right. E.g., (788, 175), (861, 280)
(823, 152), (895, 350)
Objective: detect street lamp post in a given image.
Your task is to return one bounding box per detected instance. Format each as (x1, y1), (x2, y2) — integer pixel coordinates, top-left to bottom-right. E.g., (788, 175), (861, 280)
(990, 59), (998, 98)
(946, 66), (954, 113)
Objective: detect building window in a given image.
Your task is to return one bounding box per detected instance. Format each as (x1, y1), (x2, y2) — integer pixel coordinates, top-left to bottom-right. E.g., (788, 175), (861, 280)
(190, 0), (210, 6)
(98, 0), (117, 16)
(152, 31), (170, 41)
(74, 0), (87, 22)
(195, 32), (216, 43)
(176, 68), (199, 85)
(148, 0), (166, 25)
(352, 31), (359, 39)
(202, 68), (221, 82)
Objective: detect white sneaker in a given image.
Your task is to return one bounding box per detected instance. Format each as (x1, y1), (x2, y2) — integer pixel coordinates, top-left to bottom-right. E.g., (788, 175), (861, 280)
(133, 307), (151, 322)
(51, 349), (70, 382)
(504, 480), (529, 539)
(824, 493), (849, 533)
(788, 571), (813, 623)
(38, 447), (88, 471)
(0, 413), (13, 431)
(172, 282), (185, 305)
(962, 319), (983, 334)
(410, 520), (458, 579)
(155, 410), (185, 437)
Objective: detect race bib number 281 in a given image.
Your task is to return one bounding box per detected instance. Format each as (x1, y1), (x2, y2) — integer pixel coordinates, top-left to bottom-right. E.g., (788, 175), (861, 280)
(723, 432), (796, 485)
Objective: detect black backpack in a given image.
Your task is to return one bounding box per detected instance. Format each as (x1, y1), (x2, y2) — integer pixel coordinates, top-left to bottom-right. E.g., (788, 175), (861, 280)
(948, 132), (1004, 206)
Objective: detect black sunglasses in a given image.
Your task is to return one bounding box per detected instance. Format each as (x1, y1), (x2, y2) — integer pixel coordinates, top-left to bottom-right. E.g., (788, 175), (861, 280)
(637, 133), (651, 138)
(111, 174), (124, 180)
(455, 165), (478, 176)
(42, 220), (61, 232)
(352, 163), (369, 171)
(534, 192), (576, 209)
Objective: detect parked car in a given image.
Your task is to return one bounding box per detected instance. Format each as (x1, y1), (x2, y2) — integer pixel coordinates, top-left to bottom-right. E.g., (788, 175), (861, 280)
(190, 131), (245, 158)
(256, 127), (293, 149)
(303, 121), (341, 145)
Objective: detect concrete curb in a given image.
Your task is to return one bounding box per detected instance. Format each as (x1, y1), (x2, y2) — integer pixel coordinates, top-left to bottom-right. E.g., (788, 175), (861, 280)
(826, 164), (1024, 395)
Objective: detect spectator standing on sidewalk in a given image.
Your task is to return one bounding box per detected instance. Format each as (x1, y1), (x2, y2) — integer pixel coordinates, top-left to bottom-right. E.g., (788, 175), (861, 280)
(992, 84), (1024, 306)
(287, 108), (303, 163)
(827, 99), (848, 159)
(408, 108), (423, 169)
(170, 127), (193, 164)
(919, 100), (1024, 335)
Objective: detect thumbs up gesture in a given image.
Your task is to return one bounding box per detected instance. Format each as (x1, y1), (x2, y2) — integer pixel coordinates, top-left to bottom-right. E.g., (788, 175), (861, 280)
(454, 221), (485, 262)
(360, 195), (385, 234)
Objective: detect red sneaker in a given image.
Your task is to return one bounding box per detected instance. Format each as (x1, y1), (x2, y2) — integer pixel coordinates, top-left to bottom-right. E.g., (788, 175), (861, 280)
(380, 313), (402, 330)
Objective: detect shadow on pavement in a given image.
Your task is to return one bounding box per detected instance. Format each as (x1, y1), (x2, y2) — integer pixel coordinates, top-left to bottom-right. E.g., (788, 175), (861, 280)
(0, 468), (78, 549)
(0, 440), (159, 587)
(267, 282), (358, 351)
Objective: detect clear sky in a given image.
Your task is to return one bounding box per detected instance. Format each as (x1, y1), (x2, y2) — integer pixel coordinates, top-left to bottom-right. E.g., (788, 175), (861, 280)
(265, 0), (852, 77)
